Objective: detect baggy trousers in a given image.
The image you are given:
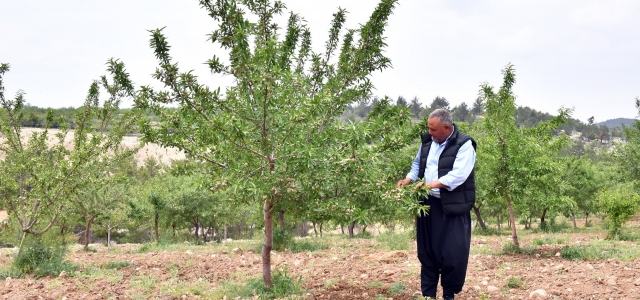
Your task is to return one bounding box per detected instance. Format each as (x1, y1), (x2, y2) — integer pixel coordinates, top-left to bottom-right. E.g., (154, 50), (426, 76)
(416, 196), (471, 298)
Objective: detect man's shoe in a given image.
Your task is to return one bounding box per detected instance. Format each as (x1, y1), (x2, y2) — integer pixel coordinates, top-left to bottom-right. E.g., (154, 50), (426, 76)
(443, 296), (454, 300)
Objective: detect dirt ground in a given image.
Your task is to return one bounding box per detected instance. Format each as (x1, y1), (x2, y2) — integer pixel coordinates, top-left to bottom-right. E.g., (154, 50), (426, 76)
(1, 229), (640, 300)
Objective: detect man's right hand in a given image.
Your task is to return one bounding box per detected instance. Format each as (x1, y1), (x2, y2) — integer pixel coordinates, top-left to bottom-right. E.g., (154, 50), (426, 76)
(396, 178), (412, 187)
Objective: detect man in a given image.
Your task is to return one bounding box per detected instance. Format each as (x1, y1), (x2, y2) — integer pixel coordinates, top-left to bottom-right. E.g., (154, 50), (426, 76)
(397, 109), (476, 300)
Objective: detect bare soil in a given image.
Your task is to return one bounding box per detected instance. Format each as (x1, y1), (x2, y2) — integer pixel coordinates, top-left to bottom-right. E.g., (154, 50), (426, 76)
(1, 229), (640, 300)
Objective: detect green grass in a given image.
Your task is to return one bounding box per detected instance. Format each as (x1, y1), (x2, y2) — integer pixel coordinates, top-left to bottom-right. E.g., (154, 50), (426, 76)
(506, 276), (522, 289)
(388, 282), (408, 295)
(102, 261), (134, 269)
(376, 231), (411, 251)
(532, 236), (567, 246)
(560, 240), (640, 261)
(501, 242), (537, 255)
(79, 266), (123, 283)
(215, 266), (305, 299)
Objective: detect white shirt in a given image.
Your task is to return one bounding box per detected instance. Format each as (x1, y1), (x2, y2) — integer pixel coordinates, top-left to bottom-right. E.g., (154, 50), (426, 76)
(405, 128), (476, 198)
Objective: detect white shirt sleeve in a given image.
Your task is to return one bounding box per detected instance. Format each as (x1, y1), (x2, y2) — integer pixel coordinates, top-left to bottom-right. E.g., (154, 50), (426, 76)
(405, 146), (421, 181)
(438, 140), (476, 191)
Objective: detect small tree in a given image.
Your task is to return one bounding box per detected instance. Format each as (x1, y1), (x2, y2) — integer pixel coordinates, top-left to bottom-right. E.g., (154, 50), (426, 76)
(476, 64), (569, 246)
(0, 61), (140, 250)
(132, 0), (400, 286)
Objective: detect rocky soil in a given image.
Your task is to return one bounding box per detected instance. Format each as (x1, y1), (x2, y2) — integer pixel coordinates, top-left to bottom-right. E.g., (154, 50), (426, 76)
(1, 229), (640, 300)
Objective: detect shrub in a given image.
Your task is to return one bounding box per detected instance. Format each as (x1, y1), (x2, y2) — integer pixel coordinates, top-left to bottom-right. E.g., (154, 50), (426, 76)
(597, 187), (640, 239)
(12, 242), (76, 278)
(506, 276), (522, 289)
(272, 227), (293, 252)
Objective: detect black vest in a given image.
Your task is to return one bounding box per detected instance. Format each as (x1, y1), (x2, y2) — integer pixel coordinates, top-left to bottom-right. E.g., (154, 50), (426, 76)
(417, 126), (476, 215)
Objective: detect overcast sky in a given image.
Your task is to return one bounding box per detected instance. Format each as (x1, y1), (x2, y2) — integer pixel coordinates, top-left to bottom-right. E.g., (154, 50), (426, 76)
(1, 0), (639, 123)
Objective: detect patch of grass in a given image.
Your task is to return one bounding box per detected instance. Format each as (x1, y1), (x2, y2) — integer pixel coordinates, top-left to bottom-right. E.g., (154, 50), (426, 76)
(473, 227), (509, 236)
(288, 239), (328, 253)
(366, 281), (384, 288)
(470, 244), (494, 255)
(82, 246), (97, 253)
(500, 243), (537, 255)
(217, 266), (305, 299)
(560, 240), (640, 261)
(79, 266), (123, 283)
(102, 261), (133, 270)
(532, 236), (567, 246)
(506, 276), (522, 289)
(159, 278), (212, 297)
(376, 231), (411, 251)
(0, 267), (22, 280)
(354, 231), (373, 239)
(322, 278), (339, 289)
(388, 282), (408, 295)
(130, 275), (159, 294)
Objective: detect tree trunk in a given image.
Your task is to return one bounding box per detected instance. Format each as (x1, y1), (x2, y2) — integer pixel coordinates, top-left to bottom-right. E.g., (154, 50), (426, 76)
(505, 195), (519, 247)
(340, 224), (344, 235)
(472, 205), (487, 230)
(300, 221), (308, 237)
(84, 215), (96, 248)
(154, 211), (159, 241)
(348, 221), (356, 237)
(585, 213), (589, 226)
(278, 211), (285, 228)
(224, 225), (228, 240)
(262, 199), (274, 287)
(570, 213), (577, 229)
(319, 223), (323, 237)
(194, 218), (200, 243)
(540, 208), (548, 224)
(107, 226), (112, 250)
(312, 222), (318, 237)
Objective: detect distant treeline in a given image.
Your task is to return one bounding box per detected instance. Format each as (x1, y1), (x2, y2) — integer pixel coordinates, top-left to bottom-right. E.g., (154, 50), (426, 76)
(341, 96), (631, 141)
(15, 100), (632, 141)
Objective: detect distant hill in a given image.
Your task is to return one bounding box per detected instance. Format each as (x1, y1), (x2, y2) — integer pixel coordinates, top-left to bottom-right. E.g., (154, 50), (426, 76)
(597, 118), (638, 128)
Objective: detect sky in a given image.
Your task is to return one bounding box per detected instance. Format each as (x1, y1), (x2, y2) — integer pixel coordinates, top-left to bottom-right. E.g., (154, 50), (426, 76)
(1, 0), (639, 123)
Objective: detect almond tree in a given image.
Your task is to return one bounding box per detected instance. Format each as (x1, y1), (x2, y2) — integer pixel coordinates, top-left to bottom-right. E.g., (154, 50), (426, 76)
(132, 0), (400, 286)
(476, 64), (570, 246)
(0, 60), (139, 250)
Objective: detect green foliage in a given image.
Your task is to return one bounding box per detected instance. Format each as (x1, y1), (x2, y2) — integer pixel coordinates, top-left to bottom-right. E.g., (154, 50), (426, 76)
(0, 60), (140, 244)
(11, 242), (76, 278)
(272, 227), (293, 252)
(536, 218), (570, 233)
(381, 181), (431, 218)
(597, 187), (640, 239)
(473, 63), (571, 246)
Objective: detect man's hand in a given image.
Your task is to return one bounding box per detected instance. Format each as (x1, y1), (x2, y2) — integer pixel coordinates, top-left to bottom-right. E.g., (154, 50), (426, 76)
(396, 178), (412, 187)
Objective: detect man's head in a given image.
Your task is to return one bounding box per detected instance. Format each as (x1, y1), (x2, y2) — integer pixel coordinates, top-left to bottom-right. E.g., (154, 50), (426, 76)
(428, 109), (454, 143)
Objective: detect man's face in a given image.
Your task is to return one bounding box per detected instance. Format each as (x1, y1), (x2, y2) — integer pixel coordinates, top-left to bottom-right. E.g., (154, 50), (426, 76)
(428, 117), (452, 144)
